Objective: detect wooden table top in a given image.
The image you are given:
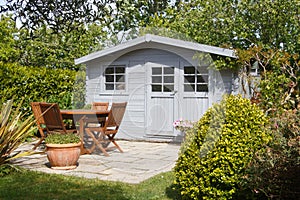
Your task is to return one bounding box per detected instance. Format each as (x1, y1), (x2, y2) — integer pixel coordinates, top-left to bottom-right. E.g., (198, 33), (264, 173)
(60, 109), (110, 115)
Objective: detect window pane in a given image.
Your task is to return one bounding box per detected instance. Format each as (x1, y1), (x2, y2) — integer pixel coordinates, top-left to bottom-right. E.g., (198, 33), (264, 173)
(152, 76), (162, 83)
(152, 85), (162, 92)
(116, 67), (125, 73)
(197, 84), (208, 92)
(105, 67), (114, 74)
(116, 75), (125, 82)
(184, 76), (195, 83)
(197, 75), (208, 83)
(106, 75), (114, 82)
(184, 84), (195, 92)
(164, 67), (174, 74)
(105, 84), (114, 90)
(116, 83), (125, 90)
(164, 85), (174, 92)
(184, 66), (195, 74)
(197, 75), (204, 83)
(152, 67), (162, 75)
(196, 67), (208, 74)
(164, 76), (174, 83)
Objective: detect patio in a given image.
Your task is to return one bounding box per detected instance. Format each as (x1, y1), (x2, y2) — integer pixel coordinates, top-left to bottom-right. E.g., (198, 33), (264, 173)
(12, 140), (181, 184)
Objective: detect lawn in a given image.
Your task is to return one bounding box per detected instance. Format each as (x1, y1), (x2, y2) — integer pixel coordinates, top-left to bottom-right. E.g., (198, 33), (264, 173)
(0, 167), (180, 200)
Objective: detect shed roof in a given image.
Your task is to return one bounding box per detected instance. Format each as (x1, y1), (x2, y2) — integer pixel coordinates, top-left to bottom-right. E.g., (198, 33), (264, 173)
(75, 34), (236, 65)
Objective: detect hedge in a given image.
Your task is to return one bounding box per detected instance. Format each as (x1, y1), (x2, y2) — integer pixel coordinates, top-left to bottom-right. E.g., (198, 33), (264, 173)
(0, 62), (79, 112)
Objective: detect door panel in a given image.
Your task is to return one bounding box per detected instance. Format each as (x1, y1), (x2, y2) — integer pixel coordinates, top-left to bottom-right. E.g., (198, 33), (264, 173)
(146, 61), (178, 136)
(180, 97), (209, 121)
(147, 96), (174, 134)
(178, 61), (209, 122)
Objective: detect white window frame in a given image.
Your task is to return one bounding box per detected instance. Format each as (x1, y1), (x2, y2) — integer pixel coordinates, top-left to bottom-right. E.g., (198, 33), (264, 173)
(104, 65), (126, 93)
(183, 66), (208, 93)
(151, 66), (175, 93)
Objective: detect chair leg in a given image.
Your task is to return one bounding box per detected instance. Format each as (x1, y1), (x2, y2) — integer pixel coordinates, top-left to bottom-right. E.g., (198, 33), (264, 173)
(84, 131), (97, 154)
(32, 137), (44, 150)
(107, 135), (123, 153)
(85, 128), (109, 156)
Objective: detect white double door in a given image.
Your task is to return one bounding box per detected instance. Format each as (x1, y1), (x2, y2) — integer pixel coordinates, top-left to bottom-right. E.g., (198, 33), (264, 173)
(145, 60), (209, 137)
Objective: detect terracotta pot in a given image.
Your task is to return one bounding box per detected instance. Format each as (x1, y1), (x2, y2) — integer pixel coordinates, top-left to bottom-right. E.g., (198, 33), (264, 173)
(46, 142), (81, 170)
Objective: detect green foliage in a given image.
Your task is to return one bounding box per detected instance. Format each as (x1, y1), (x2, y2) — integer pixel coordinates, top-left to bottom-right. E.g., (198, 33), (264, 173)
(0, 15), (19, 63)
(240, 109), (300, 199)
(112, 0), (171, 34)
(45, 133), (81, 144)
(0, 100), (36, 165)
(16, 24), (106, 71)
(237, 46), (299, 112)
(0, 15), (108, 71)
(1, 0), (111, 34)
(0, 62), (77, 111)
(259, 55), (299, 113)
(174, 95), (271, 199)
(236, 45), (299, 199)
(1, 0), (171, 40)
(0, 164), (21, 177)
(149, 0), (300, 54)
(72, 69), (86, 109)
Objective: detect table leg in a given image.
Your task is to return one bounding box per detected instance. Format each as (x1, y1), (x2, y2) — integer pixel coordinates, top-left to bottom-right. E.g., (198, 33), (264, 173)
(78, 116), (90, 155)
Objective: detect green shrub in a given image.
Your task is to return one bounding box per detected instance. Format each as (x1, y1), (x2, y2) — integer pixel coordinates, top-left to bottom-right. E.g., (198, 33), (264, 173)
(0, 62), (77, 111)
(174, 95), (271, 199)
(241, 109), (300, 199)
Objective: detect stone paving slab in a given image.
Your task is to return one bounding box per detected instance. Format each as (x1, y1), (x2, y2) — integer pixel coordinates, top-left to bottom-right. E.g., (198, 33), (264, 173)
(12, 140), (181, 184)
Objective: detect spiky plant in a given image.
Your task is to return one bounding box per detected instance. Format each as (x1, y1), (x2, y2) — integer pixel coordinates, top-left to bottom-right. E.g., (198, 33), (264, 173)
(0, 100), (35, 165)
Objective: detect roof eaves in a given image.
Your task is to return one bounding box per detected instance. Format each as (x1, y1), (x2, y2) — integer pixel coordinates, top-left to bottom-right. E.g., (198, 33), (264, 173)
(149, 34), (236, 58)
(75, 36), (148, 65)
(75, 34), (236, 64)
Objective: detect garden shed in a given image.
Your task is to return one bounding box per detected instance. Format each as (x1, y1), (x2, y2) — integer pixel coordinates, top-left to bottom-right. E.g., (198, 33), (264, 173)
(75, 34), (237, 141)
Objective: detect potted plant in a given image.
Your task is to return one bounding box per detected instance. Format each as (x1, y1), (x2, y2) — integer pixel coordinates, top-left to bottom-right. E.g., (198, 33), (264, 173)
(45, 133), (81, 170)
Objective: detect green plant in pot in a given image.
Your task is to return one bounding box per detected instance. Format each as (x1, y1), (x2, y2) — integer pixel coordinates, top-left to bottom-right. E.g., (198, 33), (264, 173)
(45, 133), (81, 170)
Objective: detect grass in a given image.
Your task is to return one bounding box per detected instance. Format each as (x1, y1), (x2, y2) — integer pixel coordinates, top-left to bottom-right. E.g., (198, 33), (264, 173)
(0, 167), (181, 200)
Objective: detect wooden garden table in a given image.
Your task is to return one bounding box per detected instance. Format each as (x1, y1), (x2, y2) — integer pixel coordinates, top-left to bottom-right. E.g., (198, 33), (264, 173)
(60, 109), (110, 154)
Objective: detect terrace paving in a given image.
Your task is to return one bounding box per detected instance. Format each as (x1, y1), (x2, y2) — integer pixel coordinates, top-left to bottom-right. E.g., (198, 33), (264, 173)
(12, 140), (181, 184)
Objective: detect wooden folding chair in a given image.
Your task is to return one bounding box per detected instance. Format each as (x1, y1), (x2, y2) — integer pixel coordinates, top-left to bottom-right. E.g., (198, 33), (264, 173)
(31, 102), (47, 150)
(85, 102), (127, 156)
(91, 102), (109, 110)
(39, 102), (77, 134)
(86, 102), (109, 127)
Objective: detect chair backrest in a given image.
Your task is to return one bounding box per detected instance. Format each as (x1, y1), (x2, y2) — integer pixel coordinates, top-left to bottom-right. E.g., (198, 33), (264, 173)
(31, 102), (45, 124)
(104, 102), (127, 130)
(91, 102), (109, 111)
(31, 102), (46, 137)
(39, 102), (67, 133)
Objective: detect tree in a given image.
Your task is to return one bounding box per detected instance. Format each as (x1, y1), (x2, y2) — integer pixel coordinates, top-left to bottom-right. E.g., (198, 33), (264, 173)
(0, 0), (172, 36)
(237, 46), (300, 112)
(16, 23), (107, 70)
(0, 0), (112, 34)
(0, 1), (174, 69)
(148, 0), (300, 53)
(0, 15), (19, 62)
